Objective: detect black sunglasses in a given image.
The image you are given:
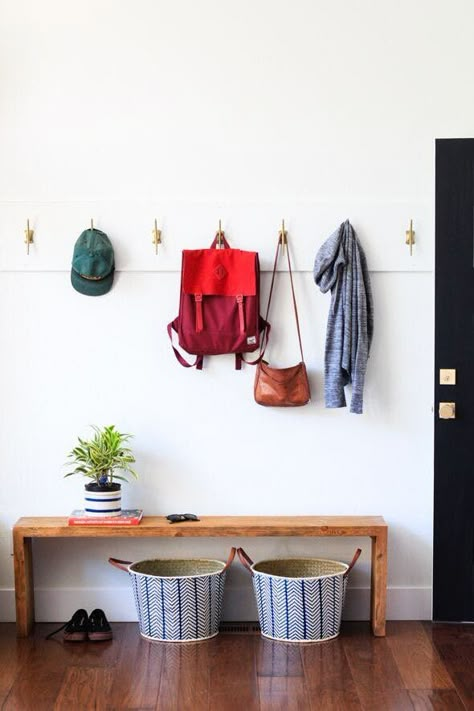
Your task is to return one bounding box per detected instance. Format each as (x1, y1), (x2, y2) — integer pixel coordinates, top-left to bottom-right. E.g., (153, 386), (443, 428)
(166, 513), (200, 524)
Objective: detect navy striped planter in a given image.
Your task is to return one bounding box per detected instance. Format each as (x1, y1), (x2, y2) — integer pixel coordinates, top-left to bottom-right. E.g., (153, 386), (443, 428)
(84, 485), (121, 516)
(109, 550), (235, 642)
(238, 549), (360, 643)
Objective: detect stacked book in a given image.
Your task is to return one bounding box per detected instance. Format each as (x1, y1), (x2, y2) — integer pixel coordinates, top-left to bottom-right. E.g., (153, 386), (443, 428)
(68, 509), (143, 525)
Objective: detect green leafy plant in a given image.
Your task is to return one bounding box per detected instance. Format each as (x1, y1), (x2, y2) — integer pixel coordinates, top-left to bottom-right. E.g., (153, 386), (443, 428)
(65, 425), (138, 486)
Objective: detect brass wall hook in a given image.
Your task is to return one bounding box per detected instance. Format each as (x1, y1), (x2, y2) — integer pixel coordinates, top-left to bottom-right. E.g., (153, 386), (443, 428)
(216, 219), (225, 248)
(405, 219), (415, 256)
(24, 219), (34, 255)
(152, 218), (162, 255)
(278, 219), (288, 254)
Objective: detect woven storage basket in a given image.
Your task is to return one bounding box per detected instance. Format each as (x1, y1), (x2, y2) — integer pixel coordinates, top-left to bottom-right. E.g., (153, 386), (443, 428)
(109, 548), (235, 642)
(237, 548), (361, 643)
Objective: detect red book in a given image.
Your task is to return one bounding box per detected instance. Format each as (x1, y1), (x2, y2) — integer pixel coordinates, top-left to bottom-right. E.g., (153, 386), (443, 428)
(68, 509), (143, 525)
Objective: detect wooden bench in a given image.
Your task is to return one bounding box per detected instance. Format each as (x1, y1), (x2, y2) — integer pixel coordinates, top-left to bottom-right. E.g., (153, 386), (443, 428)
(12, 515), (388, 637)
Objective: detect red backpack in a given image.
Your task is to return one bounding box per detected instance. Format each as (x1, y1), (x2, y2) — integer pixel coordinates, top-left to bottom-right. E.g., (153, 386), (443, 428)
(168, 235), (269, 369)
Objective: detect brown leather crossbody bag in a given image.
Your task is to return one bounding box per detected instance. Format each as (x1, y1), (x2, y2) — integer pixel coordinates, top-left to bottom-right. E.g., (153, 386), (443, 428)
(254, 237), (311, 407)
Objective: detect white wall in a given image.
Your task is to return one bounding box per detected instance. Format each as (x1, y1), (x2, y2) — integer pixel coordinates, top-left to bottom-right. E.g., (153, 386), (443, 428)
(2, 0), (472, 622)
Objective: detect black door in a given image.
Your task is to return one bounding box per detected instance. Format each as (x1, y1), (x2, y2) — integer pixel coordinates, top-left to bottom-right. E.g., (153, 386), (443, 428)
(434, 138), (474, 621)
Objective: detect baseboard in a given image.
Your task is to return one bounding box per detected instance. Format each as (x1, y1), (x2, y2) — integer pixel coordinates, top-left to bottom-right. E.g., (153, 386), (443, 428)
(0, 589), (16, 622)
(0, 585), (432, 623)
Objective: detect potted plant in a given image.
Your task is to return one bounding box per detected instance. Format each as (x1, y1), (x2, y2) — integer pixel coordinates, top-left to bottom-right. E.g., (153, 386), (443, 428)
(66, 425), (138, 516)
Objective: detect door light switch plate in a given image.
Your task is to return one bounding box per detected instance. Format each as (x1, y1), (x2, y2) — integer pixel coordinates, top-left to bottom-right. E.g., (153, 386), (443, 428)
(440, 369), (456, 385)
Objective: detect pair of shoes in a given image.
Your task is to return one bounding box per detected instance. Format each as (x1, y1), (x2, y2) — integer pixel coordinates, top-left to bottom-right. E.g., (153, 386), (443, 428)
(46, 608), (112, 642)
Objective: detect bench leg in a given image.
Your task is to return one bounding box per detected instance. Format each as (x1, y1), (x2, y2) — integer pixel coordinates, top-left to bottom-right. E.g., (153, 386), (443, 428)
(371, 531), (387, 636)
(13, 533), (34, 637)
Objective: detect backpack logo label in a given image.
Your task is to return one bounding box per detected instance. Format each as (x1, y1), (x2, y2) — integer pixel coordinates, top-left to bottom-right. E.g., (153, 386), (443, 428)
(214, 264), (227, 280)
(247, 336), (257, 345)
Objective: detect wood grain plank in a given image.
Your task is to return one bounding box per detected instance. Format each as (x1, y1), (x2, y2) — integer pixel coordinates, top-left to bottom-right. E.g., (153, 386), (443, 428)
(1, 622), (472, 710)
(258, 676), (311, 710)
(300, 636), (362, 710)
(423, 622), (474, 648)
(255, 637), (309, 710)
(53, 666), (113, 710)
(408, 689), (466, 710)
(0, 625), (31, 707)
(424, 622), (474, 709)
(371, 530), (387, 636)
(209, 635), (259, 711)
(13, 532), (34, 637)
(355, 690), (415, 710)
(387, 622), (453, 690)
(3, 641), (66, 710)
(210, 689), (259, 711)
(108, 623), (162, 709)
(13, 515), (388, 538)
(155, 638), (211, 710)
(343, 622), (407, 709)
(3, 624), (121, 711)
(444, 671), (474, 710)
(306, 689), (363, 710)
(256, 637), (304, 677)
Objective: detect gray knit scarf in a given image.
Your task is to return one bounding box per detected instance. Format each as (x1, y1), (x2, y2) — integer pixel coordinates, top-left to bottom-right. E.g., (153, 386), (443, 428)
(313, 220), (374, 414)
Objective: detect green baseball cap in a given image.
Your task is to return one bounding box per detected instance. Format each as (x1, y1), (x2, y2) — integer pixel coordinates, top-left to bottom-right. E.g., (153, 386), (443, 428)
(71, 228), (115, 296)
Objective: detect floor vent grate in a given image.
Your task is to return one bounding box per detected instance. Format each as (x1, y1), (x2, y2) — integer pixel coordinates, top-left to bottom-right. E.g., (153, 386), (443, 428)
(219, 621), (261, 635)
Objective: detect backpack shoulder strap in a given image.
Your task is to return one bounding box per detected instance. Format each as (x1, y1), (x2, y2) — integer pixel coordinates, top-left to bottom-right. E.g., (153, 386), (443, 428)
(236, 317), (271, 369)
(167, 320), (203, 370)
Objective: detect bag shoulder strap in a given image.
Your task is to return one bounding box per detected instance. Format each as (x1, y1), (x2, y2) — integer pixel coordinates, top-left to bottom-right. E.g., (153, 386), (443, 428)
(236, 316), (271, 369)
(167, 320), (204, 370)
(263, 237), (305, 363)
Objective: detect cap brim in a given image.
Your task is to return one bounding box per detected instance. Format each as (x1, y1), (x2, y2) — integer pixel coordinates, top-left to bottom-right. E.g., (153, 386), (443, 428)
(71, 269), (114, 296)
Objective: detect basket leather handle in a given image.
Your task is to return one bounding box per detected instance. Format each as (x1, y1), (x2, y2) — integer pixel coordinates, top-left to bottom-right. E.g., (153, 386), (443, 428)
(237, 547), (254, 575)
(343, 548), (362, 578)
(108, 557), (132, 573)
(221, 547), (237, 574)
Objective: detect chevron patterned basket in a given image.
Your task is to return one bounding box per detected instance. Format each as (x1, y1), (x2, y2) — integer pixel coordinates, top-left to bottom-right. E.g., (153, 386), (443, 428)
(237, 548), (361, 643)
(109, 548), (236, 642)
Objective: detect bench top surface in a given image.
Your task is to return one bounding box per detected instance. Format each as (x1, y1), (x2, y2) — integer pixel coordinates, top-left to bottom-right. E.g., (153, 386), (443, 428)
(13, 515), (387, 537)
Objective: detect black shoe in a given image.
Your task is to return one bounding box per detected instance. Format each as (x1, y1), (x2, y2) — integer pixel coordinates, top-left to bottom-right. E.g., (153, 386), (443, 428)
(87, 608), (113, 641)
(46, 608), (88, 642)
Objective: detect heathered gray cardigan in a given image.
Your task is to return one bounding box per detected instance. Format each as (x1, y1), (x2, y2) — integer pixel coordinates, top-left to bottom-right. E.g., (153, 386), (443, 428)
(313, 220), (373, 414)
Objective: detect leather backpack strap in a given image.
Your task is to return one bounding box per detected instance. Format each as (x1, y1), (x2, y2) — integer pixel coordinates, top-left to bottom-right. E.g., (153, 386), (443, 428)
(235, 247), (271, 370)
(210, 234), (231, 249)
(167, 321), (204, 369)
(236, 317), (271, 369)
(263, 236), (305, 363)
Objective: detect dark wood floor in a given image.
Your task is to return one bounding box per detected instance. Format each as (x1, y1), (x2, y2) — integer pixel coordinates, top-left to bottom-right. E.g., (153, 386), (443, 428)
(0, 621), (473, 710)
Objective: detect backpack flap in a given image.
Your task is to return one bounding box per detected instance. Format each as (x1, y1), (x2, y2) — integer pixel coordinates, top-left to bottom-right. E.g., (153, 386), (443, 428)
(182, 249), (257, 297)
(178, 248), (261, 357)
